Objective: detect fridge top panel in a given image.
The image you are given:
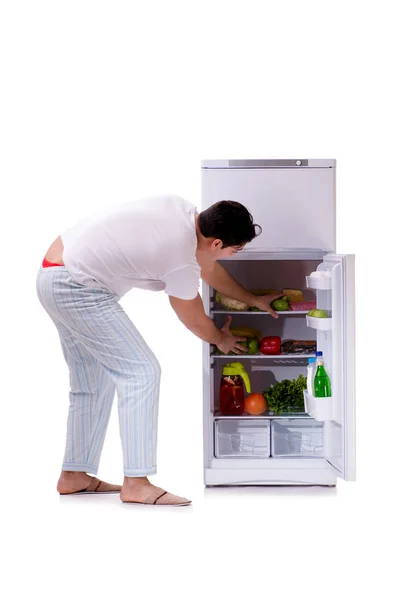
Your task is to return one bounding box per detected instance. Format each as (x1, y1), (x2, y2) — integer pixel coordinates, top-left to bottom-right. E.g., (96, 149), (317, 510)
(201, 158), (336, 169)
(201, 159), (336, 252)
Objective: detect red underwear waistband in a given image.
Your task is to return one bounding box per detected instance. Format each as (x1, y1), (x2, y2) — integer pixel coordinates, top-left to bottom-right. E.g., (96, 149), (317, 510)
(42, 257), (64, 268)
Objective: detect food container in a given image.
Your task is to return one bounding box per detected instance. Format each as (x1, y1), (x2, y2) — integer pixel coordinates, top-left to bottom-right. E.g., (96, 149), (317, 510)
(271, 419), (324, 457)
(215, 419), (271, 458)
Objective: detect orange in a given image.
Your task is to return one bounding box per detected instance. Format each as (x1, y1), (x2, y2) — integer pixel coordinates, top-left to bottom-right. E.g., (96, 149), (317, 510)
(244, 393), (268, 415)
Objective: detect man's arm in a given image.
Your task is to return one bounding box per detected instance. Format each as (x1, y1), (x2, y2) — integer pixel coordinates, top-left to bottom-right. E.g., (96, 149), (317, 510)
(169, 293), (224, 345)
(169, 293), (250, 354)
(200, 261), (284, 318)
(200, 260), (256, 306)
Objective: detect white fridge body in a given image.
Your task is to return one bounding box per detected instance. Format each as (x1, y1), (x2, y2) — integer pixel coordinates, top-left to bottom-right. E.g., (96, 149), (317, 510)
(201, 159), (356, 486)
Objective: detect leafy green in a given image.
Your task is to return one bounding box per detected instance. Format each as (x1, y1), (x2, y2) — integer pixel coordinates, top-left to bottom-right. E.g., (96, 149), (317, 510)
(263, 374), (307, 415)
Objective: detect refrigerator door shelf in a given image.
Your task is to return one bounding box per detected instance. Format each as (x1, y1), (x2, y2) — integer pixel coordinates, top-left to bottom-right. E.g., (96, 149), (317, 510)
(306, 315), (333, 330)
(304, 391), (334, 421)
(306, 274), (332, 290)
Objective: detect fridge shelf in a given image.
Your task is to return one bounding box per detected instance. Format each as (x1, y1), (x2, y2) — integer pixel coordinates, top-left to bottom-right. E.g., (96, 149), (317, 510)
(211, 310), (310, 315)
(211, 353), (315, 361)
(214, 412), (312, 419)
(303, 391), (333, 421)
(306, 273), (332, 290)
(306, 315), (332, 331)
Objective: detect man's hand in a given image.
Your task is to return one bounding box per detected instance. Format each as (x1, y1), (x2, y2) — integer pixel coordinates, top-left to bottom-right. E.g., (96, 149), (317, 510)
(250, 293), (285, 319)
(169, 294), (247, 349)
(216, 316), (248, 355)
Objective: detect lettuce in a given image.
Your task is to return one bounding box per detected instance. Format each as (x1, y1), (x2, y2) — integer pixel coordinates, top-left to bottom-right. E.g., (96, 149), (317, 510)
(263, 375), (307, 415)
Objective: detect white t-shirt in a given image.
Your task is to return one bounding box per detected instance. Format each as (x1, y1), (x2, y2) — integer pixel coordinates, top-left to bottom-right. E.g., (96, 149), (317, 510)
(61, 195), (201, 300)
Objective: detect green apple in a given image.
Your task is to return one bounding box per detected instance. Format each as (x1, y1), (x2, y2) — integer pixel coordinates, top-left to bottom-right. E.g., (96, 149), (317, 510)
(311, 309), (328, 318)
(307, 310), (316, 317)
(247, 338), (260, 354)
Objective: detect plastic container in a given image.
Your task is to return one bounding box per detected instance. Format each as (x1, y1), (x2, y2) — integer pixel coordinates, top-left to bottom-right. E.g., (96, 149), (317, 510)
(219, 362), (251, 416)
(215, 419), (270, 458)
(271, 419), (324, 457)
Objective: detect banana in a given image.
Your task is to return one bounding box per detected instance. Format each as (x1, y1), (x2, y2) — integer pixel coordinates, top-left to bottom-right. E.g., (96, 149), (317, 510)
(230, 326), (262, 338)
(282, 288), (303, 302)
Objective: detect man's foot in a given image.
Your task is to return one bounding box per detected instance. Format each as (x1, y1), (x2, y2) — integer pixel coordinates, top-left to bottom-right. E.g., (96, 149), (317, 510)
(57, 471), (121, 494)
(120, 476), (191, 506)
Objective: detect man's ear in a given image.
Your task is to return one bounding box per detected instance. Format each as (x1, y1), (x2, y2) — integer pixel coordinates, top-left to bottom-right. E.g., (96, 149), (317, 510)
(212, 238), (223, 250)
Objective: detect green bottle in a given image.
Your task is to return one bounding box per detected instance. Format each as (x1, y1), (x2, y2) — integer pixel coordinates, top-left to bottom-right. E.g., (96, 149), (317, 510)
(313, 355), (331, 397)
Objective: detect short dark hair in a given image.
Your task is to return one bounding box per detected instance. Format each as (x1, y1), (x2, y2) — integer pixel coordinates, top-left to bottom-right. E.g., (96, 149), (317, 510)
(198, 200), (262, 248)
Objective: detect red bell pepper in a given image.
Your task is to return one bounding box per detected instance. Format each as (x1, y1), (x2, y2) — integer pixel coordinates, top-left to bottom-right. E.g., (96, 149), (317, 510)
(259, 336), (281, 355)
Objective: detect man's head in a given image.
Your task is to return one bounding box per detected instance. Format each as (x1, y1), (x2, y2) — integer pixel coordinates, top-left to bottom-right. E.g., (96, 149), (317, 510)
(197, 200), (262, 258)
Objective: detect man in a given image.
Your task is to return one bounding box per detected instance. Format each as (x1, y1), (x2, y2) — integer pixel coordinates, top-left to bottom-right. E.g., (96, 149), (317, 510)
(36, 196), (282, 506)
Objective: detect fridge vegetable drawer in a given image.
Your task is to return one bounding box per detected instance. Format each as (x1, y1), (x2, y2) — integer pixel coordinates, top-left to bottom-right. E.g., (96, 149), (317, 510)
(215, 419), (270, 458)
(271, 419), (324, 457)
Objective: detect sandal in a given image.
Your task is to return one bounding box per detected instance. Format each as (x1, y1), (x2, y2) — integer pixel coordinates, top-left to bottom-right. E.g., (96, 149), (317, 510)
(59, 476), (122, 495)
(121, 486), (191, 506)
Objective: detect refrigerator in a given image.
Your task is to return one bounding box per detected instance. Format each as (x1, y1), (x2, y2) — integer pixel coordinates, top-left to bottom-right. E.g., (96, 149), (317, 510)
(201, 158), (356, 486)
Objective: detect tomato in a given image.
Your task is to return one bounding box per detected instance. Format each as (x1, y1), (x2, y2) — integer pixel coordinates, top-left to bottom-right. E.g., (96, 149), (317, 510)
(245, 393), (268, 415)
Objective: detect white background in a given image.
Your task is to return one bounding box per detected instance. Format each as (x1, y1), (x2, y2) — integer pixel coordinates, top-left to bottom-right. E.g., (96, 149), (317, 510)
(1, 0), (398, 598)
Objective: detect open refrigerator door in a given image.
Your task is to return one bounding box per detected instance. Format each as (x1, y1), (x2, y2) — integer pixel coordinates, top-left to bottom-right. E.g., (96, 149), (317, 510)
(304, 254), (356, 480)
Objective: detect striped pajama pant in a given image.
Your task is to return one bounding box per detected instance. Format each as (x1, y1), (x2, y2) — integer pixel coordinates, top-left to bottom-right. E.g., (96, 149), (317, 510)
(36, 265), (160, 477)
